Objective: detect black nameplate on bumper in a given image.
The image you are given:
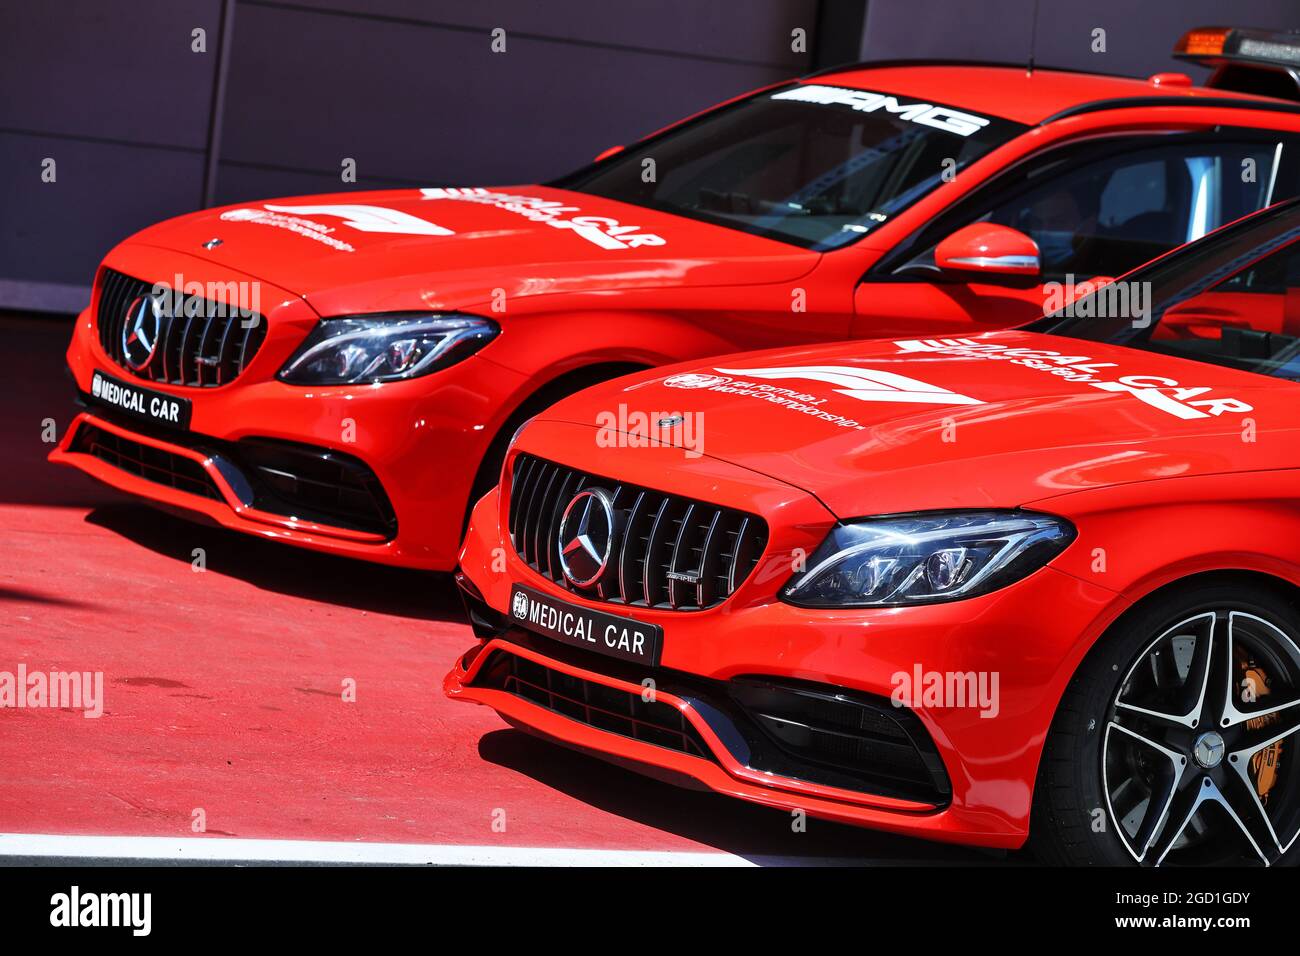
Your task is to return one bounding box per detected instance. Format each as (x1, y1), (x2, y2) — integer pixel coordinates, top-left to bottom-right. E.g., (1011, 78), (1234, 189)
(509, 584), (663, 667)
(89, 370), (192, 430)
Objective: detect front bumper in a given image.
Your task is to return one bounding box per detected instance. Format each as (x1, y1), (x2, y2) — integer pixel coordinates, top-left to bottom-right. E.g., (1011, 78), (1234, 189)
(446, 434), (1126, 848)
(51, 245), (529, 569)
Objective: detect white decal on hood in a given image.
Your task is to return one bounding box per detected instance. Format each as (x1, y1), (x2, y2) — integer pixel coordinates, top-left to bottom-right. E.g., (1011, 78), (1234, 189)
(712, 364), (984, 406)
(261, 203), (454, 236)
(420, 187), (665, 251)
(894, 338), (1253, 419)
(663, 371), (864, 430)
(219, 208), (356, 251)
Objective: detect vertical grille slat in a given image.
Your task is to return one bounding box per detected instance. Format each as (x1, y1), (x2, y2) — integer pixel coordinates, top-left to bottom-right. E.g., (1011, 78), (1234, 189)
(236, 316), (265, 379)
(194, 298), (218, 387)
(93, 269), (266, 388)
(530, 465), (565, 574)
(617, 491), (646, 605)
(509, 454), (766, 612)
(695, 509), (724, 609)
(728, 516), (766, 597)
(215, 308), (239, 385)
(508, 455), (540, 551)
(542, 470), (580, 585)
(666, 503), (696, 610)
(158, 292), (176, 383)
(641, 497), (673, 608)
(518, 461), (554, 568)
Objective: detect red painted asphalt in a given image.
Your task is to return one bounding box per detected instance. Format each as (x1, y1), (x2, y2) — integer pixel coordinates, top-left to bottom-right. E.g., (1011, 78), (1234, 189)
(0, 315), (983, 863)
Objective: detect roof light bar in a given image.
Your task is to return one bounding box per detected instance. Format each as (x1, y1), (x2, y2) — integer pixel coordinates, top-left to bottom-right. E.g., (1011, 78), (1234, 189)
(1175, 25), (1300, 69)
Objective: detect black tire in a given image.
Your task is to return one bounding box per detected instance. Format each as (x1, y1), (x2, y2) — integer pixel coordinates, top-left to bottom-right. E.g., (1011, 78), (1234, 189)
(1031, 580), (1300, 866)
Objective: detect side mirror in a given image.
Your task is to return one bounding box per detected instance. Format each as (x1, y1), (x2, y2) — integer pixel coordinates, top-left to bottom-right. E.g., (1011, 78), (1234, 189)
(935, 223), (1040, 278)
(593, 145), (625, 163)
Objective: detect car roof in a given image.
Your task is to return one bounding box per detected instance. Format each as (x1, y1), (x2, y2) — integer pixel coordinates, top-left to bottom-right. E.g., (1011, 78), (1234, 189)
(810, 62), (1294, 125)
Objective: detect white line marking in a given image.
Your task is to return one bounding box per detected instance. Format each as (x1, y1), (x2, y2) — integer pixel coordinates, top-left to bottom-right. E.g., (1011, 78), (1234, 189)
(0, 833), (761, 866)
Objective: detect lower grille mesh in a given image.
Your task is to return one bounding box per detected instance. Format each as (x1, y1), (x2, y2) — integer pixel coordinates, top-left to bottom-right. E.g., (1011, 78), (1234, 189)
(69, 413), (396, 538)
(474, 650), (712, 759)
(71, 423), (221, 500)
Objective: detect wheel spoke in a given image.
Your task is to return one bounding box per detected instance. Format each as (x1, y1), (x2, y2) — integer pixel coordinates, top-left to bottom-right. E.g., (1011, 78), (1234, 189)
(1116, 612), (1215, 729)
(1221, 612), (1300, 729)
(1153, 778), (1270, 867)
(1146, 781), (1203, 867)
(1223, 695), (1300, 730)
(1183, 612), (1218, 725)
(1115, 699), (1196, 729)
(1105, 721), (1186, 862)
(1227, 715), (1300, 856)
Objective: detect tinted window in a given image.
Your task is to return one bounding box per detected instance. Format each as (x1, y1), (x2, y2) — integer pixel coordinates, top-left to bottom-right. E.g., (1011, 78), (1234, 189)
(557, 84), (1025, 251)
(892, 137), (1290, 281)
(1038, 201), (1300, 381)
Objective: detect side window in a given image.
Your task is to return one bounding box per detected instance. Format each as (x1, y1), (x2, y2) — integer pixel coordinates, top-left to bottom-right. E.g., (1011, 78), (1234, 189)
(1146, 235), (1300, 374)
(986, 142), (1281, 279)
(888, 135), (1294, 282)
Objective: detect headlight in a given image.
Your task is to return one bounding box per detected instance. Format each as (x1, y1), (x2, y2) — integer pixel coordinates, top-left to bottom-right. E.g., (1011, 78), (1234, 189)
(278, 313), (498, 385)
(781, 510), (1074, 608)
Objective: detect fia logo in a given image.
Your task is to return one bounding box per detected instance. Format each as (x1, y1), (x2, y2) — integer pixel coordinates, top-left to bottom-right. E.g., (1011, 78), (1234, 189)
(512, 591), (530, 619)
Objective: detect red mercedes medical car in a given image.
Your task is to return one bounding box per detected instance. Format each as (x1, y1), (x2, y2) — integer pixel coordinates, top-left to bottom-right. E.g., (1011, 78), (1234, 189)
(448, 198), (1300, 866)
(51, 28), (1300, 570)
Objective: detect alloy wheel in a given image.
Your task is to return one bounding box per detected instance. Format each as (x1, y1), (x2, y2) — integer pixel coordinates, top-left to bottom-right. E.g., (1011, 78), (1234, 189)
(1103, 610), (1300, 865)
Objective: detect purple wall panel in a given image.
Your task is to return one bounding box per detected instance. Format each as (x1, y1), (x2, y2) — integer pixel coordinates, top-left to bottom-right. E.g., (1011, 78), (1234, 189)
(214, 1), (807, 199)
(9, 0), (1300, 313)
(0, 0), (815, 308)
(0, 132), (207, 288)
(291, 0), (818, 66)
(861, 0), (1300, 78)
(1, 0), (222, 146)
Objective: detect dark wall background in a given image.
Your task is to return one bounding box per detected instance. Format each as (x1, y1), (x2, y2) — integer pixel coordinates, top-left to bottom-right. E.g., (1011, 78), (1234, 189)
(3, 0), (1300, 314)
(859, 0), (1300, 77)
(1, 0), (820, 311)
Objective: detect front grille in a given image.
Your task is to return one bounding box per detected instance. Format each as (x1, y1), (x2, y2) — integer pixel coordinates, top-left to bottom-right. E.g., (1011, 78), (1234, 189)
(508, 453), (767, 611)
(473, 649), (712, 759)
(96, 268), (268, 387)
(70, 423), (222, 501)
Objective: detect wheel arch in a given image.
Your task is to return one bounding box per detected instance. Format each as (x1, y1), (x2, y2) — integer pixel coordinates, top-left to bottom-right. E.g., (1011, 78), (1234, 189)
(1047, 566), (1300, 739)
(461, 359), (653, 534)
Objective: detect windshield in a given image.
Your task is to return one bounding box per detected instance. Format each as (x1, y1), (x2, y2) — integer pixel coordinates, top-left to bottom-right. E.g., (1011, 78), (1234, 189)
(555, 83), (1026, 251)
(1036, 200), (1300, 381)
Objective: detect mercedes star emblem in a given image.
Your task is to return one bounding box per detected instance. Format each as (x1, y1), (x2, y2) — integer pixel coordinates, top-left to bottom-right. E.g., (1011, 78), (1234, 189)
(1192, 731), (1226, 769)
(120, 292), (167, 371)
(557, 488), (616, 587)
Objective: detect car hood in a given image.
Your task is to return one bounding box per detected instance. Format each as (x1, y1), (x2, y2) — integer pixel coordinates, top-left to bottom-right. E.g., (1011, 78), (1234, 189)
(125, 185), (818, 316)
(537, 330), (1300, 518)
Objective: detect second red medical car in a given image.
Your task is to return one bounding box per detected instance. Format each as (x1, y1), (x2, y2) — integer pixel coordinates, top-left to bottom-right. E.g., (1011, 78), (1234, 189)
(449, 197), (1300, 866)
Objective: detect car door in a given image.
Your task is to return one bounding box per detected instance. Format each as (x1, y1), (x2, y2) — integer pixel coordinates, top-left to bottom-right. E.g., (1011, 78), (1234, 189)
(852, 131), (1300, 339)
